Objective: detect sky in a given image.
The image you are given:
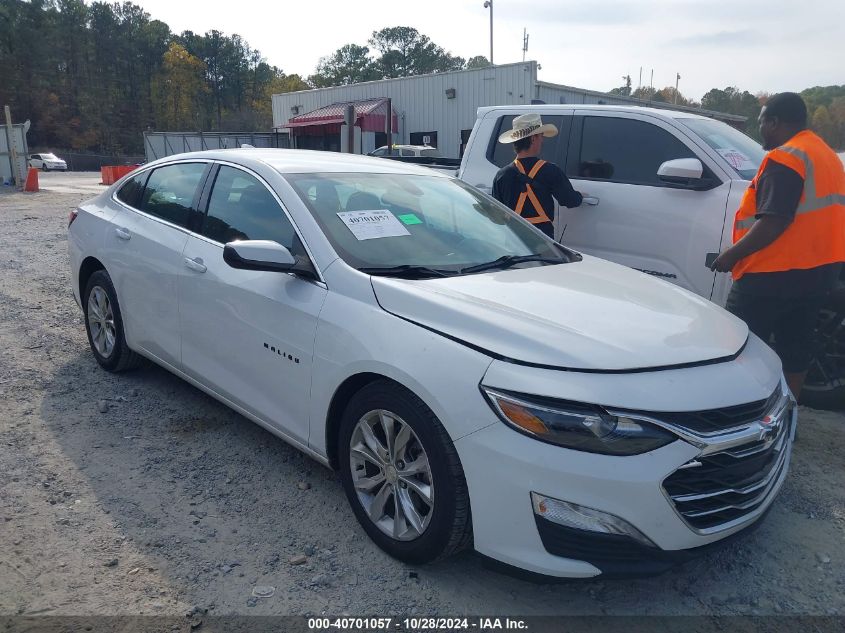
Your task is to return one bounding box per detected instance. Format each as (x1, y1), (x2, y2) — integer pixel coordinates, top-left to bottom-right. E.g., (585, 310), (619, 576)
(128, 0), (844, 101)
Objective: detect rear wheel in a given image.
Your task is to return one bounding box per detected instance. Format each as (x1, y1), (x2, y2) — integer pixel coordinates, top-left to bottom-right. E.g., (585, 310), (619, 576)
(338, 380), (472, 564)
(801, 284), (845, 409)
(83, 270), (142, 372)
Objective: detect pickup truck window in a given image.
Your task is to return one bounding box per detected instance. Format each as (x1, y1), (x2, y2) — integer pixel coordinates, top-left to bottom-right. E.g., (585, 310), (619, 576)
(573, 117), (695, 186)
(488, 115), (569, 168)
(678, 118), (764, 181)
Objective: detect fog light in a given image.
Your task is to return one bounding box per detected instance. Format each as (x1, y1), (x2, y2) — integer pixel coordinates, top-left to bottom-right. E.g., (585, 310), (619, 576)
(531, 492), (655, 547)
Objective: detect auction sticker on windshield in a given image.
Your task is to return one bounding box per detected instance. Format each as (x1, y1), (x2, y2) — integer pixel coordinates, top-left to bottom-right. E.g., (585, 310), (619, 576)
(337, 210), (411, 240)
(716, 148), (757, 172)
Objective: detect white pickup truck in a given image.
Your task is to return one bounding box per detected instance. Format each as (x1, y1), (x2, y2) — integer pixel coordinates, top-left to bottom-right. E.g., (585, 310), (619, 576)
(458, 104), (845, 409)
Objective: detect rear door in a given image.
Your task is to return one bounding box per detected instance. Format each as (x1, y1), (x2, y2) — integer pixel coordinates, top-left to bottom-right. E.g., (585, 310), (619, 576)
(178, 163), (327, 443)
(104, 161), (210, 368)
(558, 112), (729, 299)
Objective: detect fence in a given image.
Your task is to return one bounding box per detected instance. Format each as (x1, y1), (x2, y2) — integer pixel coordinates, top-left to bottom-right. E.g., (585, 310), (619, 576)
(144, 131), (290, 163)
(61, 152), (145, 172)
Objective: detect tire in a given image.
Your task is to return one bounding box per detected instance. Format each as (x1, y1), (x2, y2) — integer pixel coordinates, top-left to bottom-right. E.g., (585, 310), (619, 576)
(801, 283), (845, 410)
(83, 270), (143, 372)
(338, 380), (472, 564)
(41, 164), (48, 172)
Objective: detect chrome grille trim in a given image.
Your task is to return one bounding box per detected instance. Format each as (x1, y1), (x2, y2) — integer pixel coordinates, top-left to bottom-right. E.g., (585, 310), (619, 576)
(661, 382), (794, 533)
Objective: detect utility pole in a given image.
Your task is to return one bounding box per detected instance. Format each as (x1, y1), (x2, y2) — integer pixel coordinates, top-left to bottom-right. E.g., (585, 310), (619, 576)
(483, 0), (493, 65)
(522, 27), (529, 62)
(674, 72), (681, 104)
(638, 67), (642, 90)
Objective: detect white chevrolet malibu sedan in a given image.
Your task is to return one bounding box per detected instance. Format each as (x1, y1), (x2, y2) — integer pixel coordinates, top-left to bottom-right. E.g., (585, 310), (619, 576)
(68, 149), (795, 578)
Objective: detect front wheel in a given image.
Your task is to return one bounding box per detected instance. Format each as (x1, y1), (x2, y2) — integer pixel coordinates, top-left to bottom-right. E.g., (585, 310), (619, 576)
(338, 380), (472, 564)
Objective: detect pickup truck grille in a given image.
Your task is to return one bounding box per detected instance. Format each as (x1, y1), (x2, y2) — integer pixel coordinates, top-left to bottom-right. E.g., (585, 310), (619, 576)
(663, 403), (792, 531)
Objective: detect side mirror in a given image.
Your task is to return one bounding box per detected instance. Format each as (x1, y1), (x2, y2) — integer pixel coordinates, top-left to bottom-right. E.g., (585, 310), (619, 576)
(658, 158), (703, 180)
(657, 158), (712, 189)
(223, 240), (317, 279)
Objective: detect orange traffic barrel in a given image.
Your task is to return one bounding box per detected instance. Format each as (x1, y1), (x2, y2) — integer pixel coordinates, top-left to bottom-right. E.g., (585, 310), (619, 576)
(24, 167), (39, 192)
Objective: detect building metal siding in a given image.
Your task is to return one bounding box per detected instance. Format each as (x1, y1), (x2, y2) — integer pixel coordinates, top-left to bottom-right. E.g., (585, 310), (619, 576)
(272, 62), (536, 158)
(272, 62), (746, 158)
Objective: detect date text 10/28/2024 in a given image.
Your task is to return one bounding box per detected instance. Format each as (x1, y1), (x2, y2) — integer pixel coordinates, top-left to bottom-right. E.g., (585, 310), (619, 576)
(308, 618), (529, 631)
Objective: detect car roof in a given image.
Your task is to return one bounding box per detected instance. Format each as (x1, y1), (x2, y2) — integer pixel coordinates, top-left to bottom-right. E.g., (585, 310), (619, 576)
(477, 104), (712, 121)
(143, 148), (451, 176)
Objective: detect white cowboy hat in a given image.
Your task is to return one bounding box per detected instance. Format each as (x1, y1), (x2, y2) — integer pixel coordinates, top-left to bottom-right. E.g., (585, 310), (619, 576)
(497, 113), (559, 143)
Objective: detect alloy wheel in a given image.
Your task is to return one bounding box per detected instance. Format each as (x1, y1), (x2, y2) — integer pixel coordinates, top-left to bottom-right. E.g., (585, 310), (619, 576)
(349, 409), (434, 541)
(87, 285), (116, 358)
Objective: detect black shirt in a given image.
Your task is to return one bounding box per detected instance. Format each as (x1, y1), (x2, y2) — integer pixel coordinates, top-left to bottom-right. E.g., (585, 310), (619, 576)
(492, 157), (583, 238)
(735, 160), (841, 297)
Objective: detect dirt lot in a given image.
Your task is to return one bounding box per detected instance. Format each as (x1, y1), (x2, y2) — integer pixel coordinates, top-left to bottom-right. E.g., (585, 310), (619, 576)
(1, 173), (844, 618)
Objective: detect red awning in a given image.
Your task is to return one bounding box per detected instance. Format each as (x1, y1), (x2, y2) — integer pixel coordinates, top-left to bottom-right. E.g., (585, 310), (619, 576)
(283, 98), (398, 136)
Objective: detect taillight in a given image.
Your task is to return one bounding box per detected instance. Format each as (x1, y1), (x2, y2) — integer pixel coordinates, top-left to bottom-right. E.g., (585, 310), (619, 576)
(68, 210), (78, 227)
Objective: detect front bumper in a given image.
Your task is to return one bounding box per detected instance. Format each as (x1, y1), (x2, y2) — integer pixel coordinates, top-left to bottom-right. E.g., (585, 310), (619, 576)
(455, 341), (792, 578)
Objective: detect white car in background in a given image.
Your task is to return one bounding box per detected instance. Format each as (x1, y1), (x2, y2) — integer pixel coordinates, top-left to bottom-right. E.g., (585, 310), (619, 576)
(67, 149), (795, 578)
(368, 144), (441, 158)
(28, 152), (67, 171)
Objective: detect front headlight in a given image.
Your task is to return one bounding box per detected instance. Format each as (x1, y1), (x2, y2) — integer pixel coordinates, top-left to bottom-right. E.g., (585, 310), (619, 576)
(481, 388), (676, 455)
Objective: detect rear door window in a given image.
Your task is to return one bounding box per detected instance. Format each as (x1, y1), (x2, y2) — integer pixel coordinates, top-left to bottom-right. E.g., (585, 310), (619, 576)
(571, 116), (695, 185)
(488, 115), (571, 168)
(138, 163), (207, 227)
(116, 171), (150, 208)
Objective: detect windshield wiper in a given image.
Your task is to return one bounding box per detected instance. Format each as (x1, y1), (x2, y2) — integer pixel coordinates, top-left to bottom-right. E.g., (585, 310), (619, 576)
(358, 264), (456, 279)
(460, 254), (566, 274)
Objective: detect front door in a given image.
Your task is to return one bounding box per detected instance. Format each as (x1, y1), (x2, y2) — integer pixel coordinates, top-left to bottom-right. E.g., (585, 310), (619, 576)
(178, 164), (327, 443)
(557, 113), (728, 299)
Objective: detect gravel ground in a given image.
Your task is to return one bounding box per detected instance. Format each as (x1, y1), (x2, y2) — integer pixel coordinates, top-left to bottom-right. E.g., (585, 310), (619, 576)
(1, 173), (844, 618)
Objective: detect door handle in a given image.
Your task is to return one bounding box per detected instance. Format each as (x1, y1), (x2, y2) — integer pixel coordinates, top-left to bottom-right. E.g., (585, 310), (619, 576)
(582, 196), (600, 206)
(114, 227), (131, 240)
(183, 257), (207, 273)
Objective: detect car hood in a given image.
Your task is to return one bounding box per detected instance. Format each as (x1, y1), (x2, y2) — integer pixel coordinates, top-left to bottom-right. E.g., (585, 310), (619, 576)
(370, 256), (748, 371)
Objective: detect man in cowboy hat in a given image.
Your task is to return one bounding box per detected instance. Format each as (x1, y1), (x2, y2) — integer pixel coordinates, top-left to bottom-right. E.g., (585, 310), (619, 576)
(492, 113), (584, 238)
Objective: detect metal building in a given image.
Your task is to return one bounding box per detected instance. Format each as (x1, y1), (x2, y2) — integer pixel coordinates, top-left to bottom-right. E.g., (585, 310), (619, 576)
(271, 61), (745, 159)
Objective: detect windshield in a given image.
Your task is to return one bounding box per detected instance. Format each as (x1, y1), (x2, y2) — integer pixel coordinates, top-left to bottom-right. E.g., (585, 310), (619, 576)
(420, 149), (440, 157)
(286, 173), (570, 276)
(41, 153), (59, 160)
(678, 118), (764, 181)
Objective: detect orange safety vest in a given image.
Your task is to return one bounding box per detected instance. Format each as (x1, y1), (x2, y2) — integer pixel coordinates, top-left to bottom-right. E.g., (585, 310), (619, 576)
(732, 130), (845, 280)
(513, 159), (552, 225)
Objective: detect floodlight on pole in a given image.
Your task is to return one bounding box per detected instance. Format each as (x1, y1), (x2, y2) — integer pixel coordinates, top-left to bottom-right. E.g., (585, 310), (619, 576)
(483, 0), (493, 65)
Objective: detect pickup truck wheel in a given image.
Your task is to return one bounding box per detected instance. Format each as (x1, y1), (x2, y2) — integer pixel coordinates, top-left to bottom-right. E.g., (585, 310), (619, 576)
(801, 284), (845, 410)
(338, 380), (472, 564)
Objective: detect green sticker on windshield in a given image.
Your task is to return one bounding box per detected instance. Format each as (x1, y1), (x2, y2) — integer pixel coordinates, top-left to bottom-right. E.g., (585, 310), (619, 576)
(398, 213), (422, 225)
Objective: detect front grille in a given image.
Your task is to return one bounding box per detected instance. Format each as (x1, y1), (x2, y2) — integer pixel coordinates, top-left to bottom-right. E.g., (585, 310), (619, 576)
(663, 405), (791, 531)
(635, 388), (781, 435)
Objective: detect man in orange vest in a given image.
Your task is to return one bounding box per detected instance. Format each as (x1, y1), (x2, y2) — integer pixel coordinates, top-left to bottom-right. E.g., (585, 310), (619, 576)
(711, 92), (845, 397)
(492, 113), (584, 238)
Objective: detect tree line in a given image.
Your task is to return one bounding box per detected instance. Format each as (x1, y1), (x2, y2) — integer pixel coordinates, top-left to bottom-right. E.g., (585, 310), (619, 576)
(0, 1), (488, 155)
(0, 0), (309, 154)
(1, 1), (842, 155)
(610, 79), (845, 149)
